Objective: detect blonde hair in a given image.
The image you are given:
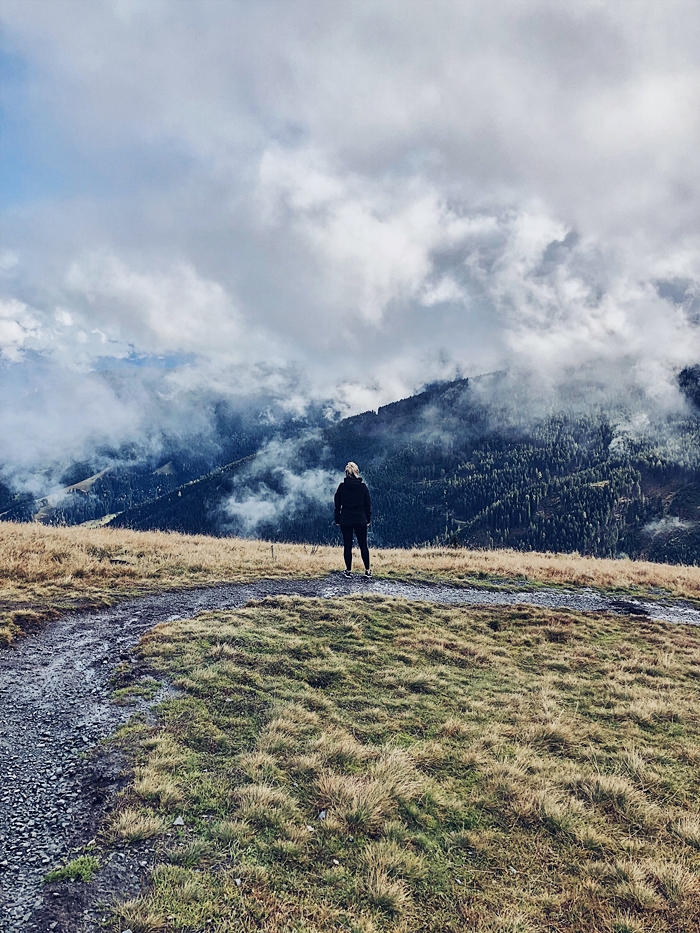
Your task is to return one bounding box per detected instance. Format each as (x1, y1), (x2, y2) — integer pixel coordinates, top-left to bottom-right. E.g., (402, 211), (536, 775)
(345, 461), (360, 478)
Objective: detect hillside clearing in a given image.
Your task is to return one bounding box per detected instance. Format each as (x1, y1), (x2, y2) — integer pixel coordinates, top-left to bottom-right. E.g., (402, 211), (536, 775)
(104, 596), (700, 932)
(2, 522), (700, 645)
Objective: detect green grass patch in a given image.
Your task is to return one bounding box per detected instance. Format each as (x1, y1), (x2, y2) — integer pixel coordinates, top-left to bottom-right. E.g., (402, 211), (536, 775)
(112, 676), (162, 704)
(109, 596), (700, 932)
(44, 854), (100, 883)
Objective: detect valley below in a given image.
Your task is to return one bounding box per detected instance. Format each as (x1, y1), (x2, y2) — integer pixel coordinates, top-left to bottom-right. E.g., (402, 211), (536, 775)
(4, 372), (700, 567)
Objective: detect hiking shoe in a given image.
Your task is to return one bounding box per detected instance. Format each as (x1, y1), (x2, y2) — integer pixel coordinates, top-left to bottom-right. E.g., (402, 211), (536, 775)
(343, 569), (352, 579)
(364, 568), (372, 578)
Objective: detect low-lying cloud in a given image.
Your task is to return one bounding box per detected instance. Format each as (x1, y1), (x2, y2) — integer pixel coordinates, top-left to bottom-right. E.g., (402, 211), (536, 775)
(642, 517), (698, 538)
(223, 437), (337, 535)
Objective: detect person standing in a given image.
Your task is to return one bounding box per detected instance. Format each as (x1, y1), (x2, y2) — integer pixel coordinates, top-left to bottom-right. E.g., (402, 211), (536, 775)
(334, 462), (372, 578)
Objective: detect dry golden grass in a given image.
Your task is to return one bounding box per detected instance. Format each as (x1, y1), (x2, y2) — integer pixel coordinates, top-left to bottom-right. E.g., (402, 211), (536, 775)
(113, 900), (168, 933)
(208, 819), (254, 849)
(133, 768), (184, 808)
(364, 866), (412, 917)
(234, 783), (300, 826)
(360, 840), (428, 883)
(109, 807), (169, 842)
(674, 815), (700, 849)
(2, 519), (700, 644)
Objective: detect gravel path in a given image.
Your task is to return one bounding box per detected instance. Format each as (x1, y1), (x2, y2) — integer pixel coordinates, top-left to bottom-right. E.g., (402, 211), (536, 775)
(1, 574), (699, 932)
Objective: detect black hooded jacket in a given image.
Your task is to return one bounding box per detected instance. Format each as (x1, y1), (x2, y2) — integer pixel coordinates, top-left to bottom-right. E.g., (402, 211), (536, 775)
(334, 476), (372, 526)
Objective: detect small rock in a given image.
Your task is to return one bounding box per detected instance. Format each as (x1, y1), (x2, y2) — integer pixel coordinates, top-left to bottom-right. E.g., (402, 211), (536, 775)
(317, 810), (326, 821)
(173, 816), (185, 826)
(234, 878), (242, 887)
(332, 859), (340, 866)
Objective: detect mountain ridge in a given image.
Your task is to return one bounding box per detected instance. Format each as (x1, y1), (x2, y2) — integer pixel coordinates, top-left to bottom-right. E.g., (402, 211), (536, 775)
(104, 374), (700, 564)
(3, 370), (699, 565)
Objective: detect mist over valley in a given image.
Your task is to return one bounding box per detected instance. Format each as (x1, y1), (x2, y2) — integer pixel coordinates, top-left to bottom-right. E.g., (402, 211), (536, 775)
(3, 368), (699, 565)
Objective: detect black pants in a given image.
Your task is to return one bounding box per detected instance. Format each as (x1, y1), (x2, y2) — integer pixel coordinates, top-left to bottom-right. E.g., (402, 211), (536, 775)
(341, 523), (370, 571)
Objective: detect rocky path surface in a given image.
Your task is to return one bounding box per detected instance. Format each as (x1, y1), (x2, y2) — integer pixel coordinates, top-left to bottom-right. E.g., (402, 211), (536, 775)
(1, 574), (699, 932)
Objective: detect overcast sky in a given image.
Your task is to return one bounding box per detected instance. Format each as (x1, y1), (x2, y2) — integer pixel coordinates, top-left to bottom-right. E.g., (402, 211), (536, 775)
(1, 0), (700, 476)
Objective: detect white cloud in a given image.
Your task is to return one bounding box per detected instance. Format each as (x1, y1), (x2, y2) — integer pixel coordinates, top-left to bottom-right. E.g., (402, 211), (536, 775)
(0, 299), (42, 361)
(643, 517), (697, 537)
(0, 252), (19, 276)
(224, 436), (337, 533)
(255, 147), (472, 325)
(64, 254), (246, 357)
(1, 0), (700, 476)
(0, 361), (143, 476)
(55, 308), (74, 326)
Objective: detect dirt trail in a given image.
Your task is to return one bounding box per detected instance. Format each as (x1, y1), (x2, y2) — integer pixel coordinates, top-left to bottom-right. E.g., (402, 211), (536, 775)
(1, 575), (699, 932)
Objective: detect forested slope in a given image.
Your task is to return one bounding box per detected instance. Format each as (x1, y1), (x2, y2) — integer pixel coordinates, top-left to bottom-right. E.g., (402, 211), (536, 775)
(105, 374), (700, 564)
(108, 456), (255, 535)
(324, 385), (699, 563)
(3, 372), (698, 563)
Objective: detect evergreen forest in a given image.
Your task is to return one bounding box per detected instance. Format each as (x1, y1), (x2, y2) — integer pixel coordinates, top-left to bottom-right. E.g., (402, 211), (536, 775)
(3, 372), (699, 565)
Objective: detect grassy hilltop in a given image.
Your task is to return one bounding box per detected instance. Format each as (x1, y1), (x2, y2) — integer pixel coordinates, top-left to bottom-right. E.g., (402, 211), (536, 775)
(3, 523), (700, 931)
(110, 596), (700, 933)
